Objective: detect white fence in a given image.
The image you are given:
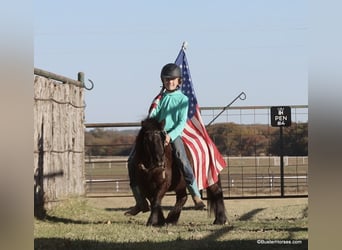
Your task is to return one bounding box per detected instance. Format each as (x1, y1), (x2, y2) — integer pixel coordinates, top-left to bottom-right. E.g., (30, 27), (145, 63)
(84, 156), (308, 198)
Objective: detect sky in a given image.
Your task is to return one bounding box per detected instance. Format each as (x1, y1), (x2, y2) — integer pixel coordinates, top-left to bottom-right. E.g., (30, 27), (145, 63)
(34, 0), (308, 124)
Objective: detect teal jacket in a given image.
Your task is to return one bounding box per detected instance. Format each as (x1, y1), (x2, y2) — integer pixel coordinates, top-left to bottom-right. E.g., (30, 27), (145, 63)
(149, 90), (189, 141)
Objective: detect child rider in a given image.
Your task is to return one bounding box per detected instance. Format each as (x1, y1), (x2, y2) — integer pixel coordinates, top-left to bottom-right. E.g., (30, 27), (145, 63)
(125, 63), (205, 216)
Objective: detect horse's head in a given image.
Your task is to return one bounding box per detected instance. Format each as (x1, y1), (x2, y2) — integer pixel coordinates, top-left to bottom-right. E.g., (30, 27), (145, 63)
(138, 118), (166, 168)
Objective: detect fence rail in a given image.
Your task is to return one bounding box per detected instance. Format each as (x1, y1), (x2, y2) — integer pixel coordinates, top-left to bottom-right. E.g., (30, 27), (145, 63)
(84, 156), (308, 198)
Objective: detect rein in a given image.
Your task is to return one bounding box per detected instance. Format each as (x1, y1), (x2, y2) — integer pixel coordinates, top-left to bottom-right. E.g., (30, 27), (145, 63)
(144, 130), (167, 156)
(138, 129), (168, 179)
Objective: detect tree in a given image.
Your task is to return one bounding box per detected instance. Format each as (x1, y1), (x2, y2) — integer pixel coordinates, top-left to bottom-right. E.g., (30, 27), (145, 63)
(85, 122), (308, 157)
(269, 123), (308, 156)
(85, 128), (137, 156)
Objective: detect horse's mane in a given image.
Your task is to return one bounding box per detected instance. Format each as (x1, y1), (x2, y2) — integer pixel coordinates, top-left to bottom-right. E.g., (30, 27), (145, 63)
(141, 117), (163, 132)
(135, 117), (164, 159)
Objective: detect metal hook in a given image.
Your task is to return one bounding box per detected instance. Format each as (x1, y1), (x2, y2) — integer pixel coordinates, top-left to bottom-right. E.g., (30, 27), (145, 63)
(206, 91), (247, 126)
(84, 79), (94, 90)
(238, 91), (247, 100)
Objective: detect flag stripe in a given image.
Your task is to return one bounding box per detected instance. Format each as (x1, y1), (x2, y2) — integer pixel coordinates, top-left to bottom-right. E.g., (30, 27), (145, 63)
(182, 122), (209, 188)
(181, 134), (203, 187)
(148, 93), (162, 116)
(184, 124), (210, 187)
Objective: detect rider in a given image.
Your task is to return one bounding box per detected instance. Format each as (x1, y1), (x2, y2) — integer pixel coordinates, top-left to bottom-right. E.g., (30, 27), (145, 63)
(124, 63), (205, 216)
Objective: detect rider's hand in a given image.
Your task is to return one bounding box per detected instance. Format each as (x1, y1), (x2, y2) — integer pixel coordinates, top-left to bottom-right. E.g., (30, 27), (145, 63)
(164, 134), (171, 146)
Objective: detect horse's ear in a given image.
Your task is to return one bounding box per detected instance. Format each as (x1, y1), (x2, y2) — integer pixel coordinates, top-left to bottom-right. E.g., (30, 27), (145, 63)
(160, 119), (166, 129)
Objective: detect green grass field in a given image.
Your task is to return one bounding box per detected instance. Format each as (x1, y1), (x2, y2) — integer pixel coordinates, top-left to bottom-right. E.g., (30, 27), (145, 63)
(34, 196), (308, 250)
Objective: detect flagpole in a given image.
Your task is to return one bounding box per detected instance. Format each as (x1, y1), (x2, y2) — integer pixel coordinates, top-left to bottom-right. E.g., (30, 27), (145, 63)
(206, 91), (247, 126)
(181, 41), (188, 51)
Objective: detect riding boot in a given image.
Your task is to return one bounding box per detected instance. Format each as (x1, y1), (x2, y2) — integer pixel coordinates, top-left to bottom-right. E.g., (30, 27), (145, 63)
(124, 186), (150, 216)
(187, 180), (206, 210)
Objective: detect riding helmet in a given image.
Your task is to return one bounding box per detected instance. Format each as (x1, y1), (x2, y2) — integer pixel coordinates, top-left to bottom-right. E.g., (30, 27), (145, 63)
(160, 63), (181, 79)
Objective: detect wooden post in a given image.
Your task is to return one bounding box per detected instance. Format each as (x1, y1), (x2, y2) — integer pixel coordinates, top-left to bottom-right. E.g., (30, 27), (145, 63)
(34, 71), (85, 215)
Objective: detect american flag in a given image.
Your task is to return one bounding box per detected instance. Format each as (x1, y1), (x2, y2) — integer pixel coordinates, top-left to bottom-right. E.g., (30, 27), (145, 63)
(148, 91), (163, 115)
(174, 48), (227, 190)
(149, 48), (227, 190)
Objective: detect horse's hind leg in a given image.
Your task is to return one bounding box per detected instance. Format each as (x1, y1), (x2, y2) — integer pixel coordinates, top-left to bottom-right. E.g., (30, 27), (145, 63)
(165, 188), (187, 225)
(207, 178), (227, 225)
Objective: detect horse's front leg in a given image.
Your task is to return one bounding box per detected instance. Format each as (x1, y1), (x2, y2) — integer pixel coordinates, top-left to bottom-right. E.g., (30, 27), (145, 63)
(166, 187), (187, 225)
(147, 184), (167, 226)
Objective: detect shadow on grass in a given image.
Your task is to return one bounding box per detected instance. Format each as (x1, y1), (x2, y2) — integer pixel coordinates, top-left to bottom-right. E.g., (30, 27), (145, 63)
(238, 208), (266, 221)
(105, 205), (207, 212)
(35, 221), (307, 250)
(41, 215), (105, 225)
(302, 205), (308, 218)
(34, 237), (308, 250)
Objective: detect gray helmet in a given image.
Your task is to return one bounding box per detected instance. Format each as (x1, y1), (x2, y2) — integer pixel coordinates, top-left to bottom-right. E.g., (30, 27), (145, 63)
(160, 63), (181, 79)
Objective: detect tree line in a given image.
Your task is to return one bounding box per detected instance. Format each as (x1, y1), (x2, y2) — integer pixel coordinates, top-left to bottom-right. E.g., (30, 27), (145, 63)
(85, 122), (307, 157)
(206, 122), (307, 156)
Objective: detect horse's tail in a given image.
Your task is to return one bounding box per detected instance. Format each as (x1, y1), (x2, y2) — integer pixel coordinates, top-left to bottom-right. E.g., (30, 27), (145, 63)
(206, 175), (228, 224)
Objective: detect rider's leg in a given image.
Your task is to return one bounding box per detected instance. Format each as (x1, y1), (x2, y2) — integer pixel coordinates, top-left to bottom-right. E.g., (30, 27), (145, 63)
(171, 137), (205, 210)
(124, 146), (149, 216)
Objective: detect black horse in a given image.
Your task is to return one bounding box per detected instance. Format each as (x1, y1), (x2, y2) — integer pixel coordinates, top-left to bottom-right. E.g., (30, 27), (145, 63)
(134, 117), (227, 226)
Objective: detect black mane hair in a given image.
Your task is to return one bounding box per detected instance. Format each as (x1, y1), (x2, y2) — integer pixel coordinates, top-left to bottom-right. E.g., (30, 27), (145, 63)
(135, 117), (164, 159)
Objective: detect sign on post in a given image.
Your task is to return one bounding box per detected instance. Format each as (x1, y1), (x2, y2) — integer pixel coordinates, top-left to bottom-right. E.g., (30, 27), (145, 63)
(270, 106), (291, 197)
(271, 106), (291, 127)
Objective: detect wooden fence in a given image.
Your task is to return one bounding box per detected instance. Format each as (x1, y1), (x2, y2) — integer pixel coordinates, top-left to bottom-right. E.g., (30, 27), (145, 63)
(34, 68), (87, 217)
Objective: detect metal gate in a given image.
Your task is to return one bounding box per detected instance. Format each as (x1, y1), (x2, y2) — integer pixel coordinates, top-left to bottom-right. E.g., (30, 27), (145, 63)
(84, 105), (308, 199)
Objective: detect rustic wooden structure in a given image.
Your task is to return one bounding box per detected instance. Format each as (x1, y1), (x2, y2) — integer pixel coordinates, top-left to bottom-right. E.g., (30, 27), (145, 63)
(34, 68), (86, 218)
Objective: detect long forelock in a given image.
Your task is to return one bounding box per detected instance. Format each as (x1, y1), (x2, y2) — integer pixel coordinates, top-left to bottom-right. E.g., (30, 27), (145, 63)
(135, 118), (163, 158)
(141, 118), (163, 132)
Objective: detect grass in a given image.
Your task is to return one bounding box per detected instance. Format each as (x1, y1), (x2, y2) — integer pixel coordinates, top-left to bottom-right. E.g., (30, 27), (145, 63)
(34, 196), (308, 249)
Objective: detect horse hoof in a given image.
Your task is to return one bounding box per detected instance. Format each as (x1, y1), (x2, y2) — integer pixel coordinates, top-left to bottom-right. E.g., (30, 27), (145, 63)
(146, 222), (165, 227)
(194, 202), (206, 210)
(165, 218), (179, 225)
(213, 219), (227, 225)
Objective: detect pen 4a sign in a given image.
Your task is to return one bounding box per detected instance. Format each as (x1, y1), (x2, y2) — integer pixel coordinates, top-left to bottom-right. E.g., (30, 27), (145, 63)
(271, 106), (291, 127)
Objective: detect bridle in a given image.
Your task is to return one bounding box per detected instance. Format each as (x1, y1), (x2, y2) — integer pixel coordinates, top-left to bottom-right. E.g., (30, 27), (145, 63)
(143, 129), (167, 168)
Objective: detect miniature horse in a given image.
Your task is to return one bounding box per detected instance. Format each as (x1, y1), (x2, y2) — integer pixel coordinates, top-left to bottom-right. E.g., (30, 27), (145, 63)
(133, 117), (227, 226)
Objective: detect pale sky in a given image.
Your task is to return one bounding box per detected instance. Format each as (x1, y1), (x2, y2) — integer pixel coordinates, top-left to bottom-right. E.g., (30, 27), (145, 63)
(34, 0), (308, 123)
